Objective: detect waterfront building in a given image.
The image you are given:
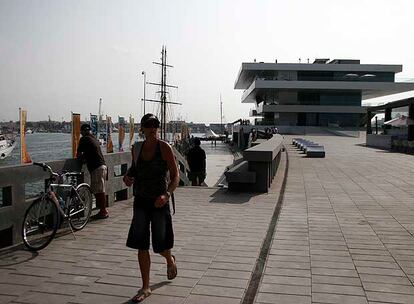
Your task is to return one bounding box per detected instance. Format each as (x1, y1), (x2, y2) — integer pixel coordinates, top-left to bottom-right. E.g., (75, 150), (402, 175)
(234, 59), (414, 131)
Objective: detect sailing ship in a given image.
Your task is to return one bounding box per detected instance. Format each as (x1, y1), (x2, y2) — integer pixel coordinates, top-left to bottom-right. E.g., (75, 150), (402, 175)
(0, 134), (16, 159)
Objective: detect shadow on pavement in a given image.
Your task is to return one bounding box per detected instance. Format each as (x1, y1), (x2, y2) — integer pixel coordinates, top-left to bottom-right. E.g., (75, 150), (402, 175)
(0, 249), (38, 267)
(121, 281), (171, 304)
(207, 188), (260, 204)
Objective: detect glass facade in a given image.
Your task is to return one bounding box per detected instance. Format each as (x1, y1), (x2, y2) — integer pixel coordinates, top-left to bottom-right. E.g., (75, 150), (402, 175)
(298, 91), (361, 106)
(297, 71), (394, 82)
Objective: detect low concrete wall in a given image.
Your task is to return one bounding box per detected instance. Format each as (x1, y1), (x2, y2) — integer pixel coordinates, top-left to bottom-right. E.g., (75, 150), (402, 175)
(0, 150), (190, 249)
(225, 135), (283, 192)
(366, 134), (392, 150)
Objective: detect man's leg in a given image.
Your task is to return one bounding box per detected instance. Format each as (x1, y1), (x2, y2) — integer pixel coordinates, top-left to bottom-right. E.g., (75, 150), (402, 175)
(138, 249), (151, 289)
(131, 249), (151, 302)
(94, 192), (108, 216)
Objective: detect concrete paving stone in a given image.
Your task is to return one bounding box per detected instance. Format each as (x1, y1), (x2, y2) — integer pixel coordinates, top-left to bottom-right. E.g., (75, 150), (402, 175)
(0, 295), (16, 303)
(266, 261), (310, 269)
(58, 266), (112, 278)
(11, 292), (75, 304)
(177, 249), (218, 258)
(354, 260), (401, 269)
(218, 249), (259, 258)
(9, 266), (57, 278)
(312, 292), (368, 304)
(179, 244), (220, 252)
(174, 255), (212, 264)
(74, 260), (122, 270)
(82, 254), (127, 263)
(174, 261), (210, 271)
(310, 249), (350, 257)
(310, 255), (353, 263)
(366, 291), (414, 304)
(398, 266), (414, 275)
(198, 276), (248, 289)
(312, 283), (365, 296)
(34, 254), (86, 264)
(267, 255), (310, 263)
(221, 245), (260, 253)
(0, 283), (32, 296)
(213, 255), (256, 264)
(312, 275), (362, 286)
(152, 284), (191, 297)
(311, 261), (355, 269)
(209, 261), (253, 272)
(269, 249), (309, 257)
(69, 292), (130, 304)
(0, 273), (46, 286)
(191, 284), (244, 299)
(362, 282), (414, 294)
(359, 273), (413, 285)
(259, 283), (311, 295)
(84, 282), (138, 297)
(29, 281), (87, 296)
(349, 249), (390, 256)
(312, 267), (358, 277)
(256, 292), (311, 304)
(261, 274), (311, 286)
(175, 269), (206, 279)
(356, 266), (406, 277)
(264, 267), (310, 277)
(184, 294), (240, 304)
(351, 254), (394, 262)
(204, 268), (251, 280)
(96, 274), (152, 287)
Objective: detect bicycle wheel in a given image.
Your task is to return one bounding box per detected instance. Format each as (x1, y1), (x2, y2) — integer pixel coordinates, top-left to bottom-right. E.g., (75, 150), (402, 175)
(69, 184), (92, 230)
(22, 197), (59, 251)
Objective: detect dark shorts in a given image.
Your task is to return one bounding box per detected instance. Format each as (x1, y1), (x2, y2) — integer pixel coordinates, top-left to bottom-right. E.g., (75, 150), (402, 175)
(126, 196), (174, 253)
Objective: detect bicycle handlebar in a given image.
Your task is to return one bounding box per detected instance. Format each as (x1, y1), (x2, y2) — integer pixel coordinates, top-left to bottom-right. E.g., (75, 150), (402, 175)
(33, 162), (81, 178)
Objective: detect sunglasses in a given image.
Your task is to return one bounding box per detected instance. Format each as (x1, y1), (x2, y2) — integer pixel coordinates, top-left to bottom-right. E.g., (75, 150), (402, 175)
(143, 121), (159, 128)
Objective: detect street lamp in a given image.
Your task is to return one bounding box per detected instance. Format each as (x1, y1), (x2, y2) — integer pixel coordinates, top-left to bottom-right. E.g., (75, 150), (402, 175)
(141, 71), (146, 115)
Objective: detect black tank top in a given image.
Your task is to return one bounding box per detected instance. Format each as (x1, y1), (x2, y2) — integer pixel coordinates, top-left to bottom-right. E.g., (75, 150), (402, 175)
(133, 141), (168, 199)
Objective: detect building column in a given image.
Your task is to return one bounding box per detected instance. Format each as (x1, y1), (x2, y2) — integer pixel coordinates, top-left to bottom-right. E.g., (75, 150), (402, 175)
(366, 111), (372, 134)
(408, 102), (414, 140)
(384, 108), (392, 134)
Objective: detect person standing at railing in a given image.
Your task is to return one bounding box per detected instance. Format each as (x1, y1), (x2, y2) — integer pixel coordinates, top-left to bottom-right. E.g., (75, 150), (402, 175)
(123, 113), (179, 303)
(77, 124), (109, 219)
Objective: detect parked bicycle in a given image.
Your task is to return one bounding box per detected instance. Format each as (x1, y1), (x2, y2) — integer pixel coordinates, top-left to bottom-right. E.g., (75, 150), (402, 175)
(22, 162), (93, 251)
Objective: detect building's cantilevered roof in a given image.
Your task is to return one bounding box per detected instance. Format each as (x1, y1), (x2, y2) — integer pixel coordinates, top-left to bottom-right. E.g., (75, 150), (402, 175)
(234, 62), (403, 89)
(240, 79), (414, 103)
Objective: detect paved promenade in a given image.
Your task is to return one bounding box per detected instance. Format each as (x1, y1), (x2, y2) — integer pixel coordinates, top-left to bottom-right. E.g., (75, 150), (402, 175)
(1, 134), (414, 303)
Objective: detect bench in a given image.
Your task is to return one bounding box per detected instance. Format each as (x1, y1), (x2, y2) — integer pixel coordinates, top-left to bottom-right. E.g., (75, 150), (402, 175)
(293, 138), (326, 157)
(306, 145), (325, 158)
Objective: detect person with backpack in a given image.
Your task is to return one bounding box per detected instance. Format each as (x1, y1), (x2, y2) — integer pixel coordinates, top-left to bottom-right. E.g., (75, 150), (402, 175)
(123, 113), (179, 303)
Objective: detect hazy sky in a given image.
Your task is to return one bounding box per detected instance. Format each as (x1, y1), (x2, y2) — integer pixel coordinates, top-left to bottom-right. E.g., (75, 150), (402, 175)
(1, 0), (414, 123)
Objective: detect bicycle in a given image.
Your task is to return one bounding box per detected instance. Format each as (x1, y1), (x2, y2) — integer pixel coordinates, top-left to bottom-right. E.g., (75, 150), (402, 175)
(21, 162), (93, 251)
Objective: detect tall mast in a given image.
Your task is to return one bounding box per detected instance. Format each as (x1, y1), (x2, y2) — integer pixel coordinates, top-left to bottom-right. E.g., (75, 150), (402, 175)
(98, 98), (102, 122)
(220, 93), (223, 135)
(146, 46), (181, 141)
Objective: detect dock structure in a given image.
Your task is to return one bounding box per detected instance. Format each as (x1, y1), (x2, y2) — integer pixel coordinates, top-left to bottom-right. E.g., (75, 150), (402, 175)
(2, 134), (414, 303)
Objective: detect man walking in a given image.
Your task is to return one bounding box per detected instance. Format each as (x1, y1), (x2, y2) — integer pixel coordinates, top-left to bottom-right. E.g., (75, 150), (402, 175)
(77, 123), (109, 219)
(187, 138), (206, 186)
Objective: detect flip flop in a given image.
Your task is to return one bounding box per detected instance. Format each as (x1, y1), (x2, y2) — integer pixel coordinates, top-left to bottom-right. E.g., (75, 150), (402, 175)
(131, 288), (151, 303)
(167, 255), (177, 280)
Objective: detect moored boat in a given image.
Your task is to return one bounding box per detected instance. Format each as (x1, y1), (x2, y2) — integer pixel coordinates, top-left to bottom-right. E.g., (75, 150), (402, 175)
(0, 134), (16, 159)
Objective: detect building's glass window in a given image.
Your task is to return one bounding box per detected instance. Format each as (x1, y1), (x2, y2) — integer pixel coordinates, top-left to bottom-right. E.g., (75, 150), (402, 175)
(297, 71), (394, 82)
(298, 91), (361, 106)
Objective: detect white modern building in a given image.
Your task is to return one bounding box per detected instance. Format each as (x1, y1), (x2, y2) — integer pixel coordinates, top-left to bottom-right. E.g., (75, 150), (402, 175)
(234, 59), (414, 129)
